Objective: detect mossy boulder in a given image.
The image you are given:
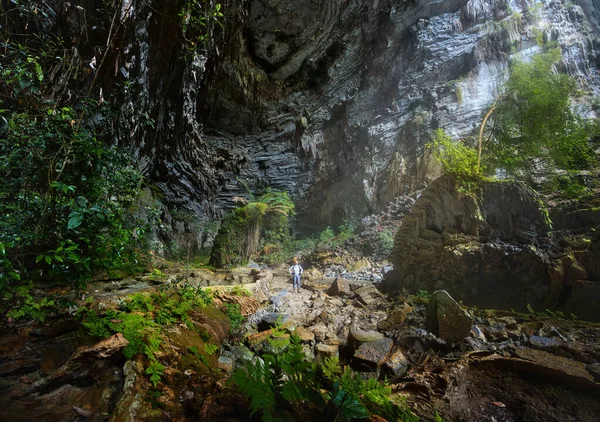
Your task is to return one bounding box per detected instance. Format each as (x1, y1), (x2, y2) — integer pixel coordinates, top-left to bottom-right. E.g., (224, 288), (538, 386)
(386, 175), (554, 312)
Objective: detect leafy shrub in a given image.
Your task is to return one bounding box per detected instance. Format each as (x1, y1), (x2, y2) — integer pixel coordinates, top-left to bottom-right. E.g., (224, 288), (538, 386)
(427, 129), (482, 189)
(4, 284), (60, 322)
(232, 334), (419, 421)
(79, 285), (215, 386)
(318, 227), (336, 246)
(224, 302), (244, 331)
(488, 46), (595, 174)
(179, 1), (224, 56)
(378, 229), (395, 258)
(0, 41), (157, 292)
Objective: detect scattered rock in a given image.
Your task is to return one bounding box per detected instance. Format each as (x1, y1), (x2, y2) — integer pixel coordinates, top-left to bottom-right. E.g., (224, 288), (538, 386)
(328, 297), (344, 307)
(303, 268), (323, 282)
(348, 327), (385, 351)
(294, 327), (315, 344)
(315, 343), (339, 363)
(529, 335), (563, 349)
(354, 285), (384, 306)
(383, 349), (409, 378)
(349, 259), (371, 272)
(352, 338), (393, 371)
(377, 303), (413, 330)
(228, 344), (255, 366)
(269, 290), (290, 309)
(328, 278), (352, 296)
(258, 313), (290, 331)
(496, 316), (518, 329)
(425, 290), (473, 344)
(251, 268), (273, 283)
(217, 355), (234, 373)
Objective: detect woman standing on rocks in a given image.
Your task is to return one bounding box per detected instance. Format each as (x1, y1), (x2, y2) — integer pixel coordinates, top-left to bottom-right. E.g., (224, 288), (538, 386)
(289, 258), (303, 293)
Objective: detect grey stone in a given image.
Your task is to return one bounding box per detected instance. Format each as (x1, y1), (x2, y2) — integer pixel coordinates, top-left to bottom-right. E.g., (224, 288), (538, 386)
(352, 338), (393, 371)
(258, 313), (290, 331)
(426, 290), (473, 344)
(269, 291), (289, 309)
(315, 343), (339, 363)
(471, 325), (487, 342)
(228, 344), (255, 366)
(354, 285), (383, 306)
(496, 316), (518, 329)
(217, 355), (234, 373)
(529, 335), (563, 349)
(386, 175), (557, 313)
(328, 278), (352, 296)
(348, 327), (385, 351)
(383, 350), (409, 378)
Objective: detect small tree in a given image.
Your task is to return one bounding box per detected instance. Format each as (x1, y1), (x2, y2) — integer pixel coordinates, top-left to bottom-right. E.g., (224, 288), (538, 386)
(484, 45), (594, 174)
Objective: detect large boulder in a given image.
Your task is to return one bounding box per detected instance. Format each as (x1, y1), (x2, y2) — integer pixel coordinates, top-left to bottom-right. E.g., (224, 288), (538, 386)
(385, 175), (556, 312)
(426, 290), (474, 344)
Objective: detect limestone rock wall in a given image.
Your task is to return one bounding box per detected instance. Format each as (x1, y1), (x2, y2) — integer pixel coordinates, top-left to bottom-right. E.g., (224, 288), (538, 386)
(7, 0), (600, 242)
(196, 0), (600, 232)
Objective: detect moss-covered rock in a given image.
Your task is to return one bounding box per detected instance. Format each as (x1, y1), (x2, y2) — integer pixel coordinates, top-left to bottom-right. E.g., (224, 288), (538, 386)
(386, 175), (552, 310)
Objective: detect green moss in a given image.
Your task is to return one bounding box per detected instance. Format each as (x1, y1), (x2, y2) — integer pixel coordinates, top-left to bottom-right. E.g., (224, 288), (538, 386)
(456, 86), (463, 106)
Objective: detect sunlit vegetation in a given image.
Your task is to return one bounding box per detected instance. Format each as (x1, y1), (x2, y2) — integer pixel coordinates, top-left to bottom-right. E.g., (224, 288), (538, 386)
(430, 45), (598, 193)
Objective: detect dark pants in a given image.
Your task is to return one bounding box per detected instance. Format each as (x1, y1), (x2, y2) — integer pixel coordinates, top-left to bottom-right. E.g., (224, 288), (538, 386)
(293, 274), (301, 290)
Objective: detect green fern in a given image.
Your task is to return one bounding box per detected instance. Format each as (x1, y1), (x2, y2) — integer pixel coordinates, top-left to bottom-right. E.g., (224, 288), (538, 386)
(204, 343), (218, 355)
(330, 382), (369, 421)
(145, 360), (165, 388)
(322, 356), (342, 382)
(232, 358), (277, 421)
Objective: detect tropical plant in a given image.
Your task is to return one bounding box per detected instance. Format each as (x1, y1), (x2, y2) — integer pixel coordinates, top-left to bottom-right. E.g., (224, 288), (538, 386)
(484, 45), (595, 174)
(232, 334), (419, 422)
(0, 39), (157, 292)
(179, 1), (224, 56)
(79, 285), (216, 387)
(427, 128), (483, 191)
(210, 190), (295, 267)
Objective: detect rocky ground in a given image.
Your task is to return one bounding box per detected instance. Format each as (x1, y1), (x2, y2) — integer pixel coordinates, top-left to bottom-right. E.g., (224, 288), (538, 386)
(3, 174), (600, 421)
(1, 260), (600, 421)
(236, 265), (600, 421)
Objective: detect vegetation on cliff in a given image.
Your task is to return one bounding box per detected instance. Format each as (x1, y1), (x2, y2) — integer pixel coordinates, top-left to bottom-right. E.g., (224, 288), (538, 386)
(433, 45), (597, 179)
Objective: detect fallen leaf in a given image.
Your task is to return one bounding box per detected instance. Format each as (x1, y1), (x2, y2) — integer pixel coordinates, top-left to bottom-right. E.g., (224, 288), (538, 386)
(491, 401), (506, 408)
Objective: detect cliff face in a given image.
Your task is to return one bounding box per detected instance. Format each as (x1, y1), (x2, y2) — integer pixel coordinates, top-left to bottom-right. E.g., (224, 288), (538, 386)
(8, 0), (600, 239)
(194, 0), (600, 231)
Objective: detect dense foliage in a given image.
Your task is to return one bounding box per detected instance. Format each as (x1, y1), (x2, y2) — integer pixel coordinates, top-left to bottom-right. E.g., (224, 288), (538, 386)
(232, 333), (419, 422)
(486, 46), (596, 174)
(427, 128), (483, 191)
(79, 285), (216, 388)
(0, 42), (155, 292)
(210, 190), (295, 268)
(431, 46), (597, 189)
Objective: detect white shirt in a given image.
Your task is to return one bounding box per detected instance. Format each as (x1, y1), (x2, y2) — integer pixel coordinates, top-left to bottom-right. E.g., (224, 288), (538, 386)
(289, 264), (303, 276)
